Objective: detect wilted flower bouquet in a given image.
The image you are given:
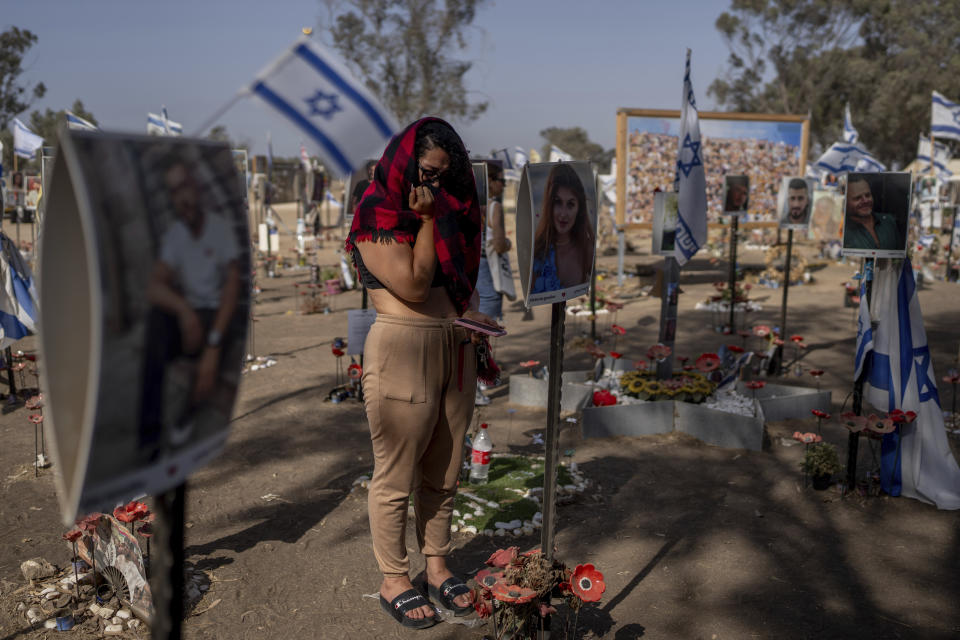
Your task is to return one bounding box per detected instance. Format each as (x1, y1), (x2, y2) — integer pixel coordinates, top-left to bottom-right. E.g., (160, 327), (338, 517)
(474, 546), (604, 639)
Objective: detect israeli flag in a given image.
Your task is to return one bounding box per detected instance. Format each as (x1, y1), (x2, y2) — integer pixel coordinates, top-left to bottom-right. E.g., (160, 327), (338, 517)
(860, 258), (960, 509)
(492, 148), (514, 170)
(249, 37), (398, 178)
(11, 118), (43, 159)
(853, 280), (873, 382)
(813, 141), (886, 175)
(0, 232), (38, 349)
(325, 190), (340, 207)
(916, 134), (952, 178)
(65, 111), (98, 131)
(548, 145), (572, 162)
(673, 49), (707, 267)
(147, 109), (182, 136)
(842, 103), (859, 144)
(513, 146), (528, 169)
(931, 91), (960, 142)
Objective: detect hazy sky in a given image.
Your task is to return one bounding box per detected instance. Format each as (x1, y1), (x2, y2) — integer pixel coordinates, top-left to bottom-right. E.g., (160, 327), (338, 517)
(5, 0), (735, 160)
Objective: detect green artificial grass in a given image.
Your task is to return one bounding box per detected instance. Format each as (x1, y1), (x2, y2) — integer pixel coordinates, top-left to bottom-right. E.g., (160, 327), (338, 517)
(453, 456), (574, 532)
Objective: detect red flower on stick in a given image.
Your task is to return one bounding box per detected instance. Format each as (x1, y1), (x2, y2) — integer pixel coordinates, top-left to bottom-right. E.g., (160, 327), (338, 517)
(570, 563), (606, 602)
(839, 412), (868, 433)
(902, 411), (917, 423)
(609, 351), (623, 360)
(585, 344), (605, 360)
(745, 381), (765, 390)
(811, 410), (831, 420)
(646, 344), (672, 361)
(695, 353), (721, 373)
(866, 415), (896, 434)
(790, 335), (804, 343)
(28, 414), (43, 424)
(610, 324), (626, 336)
(727, 345), (745, 354)
(62, 528), (82, 542)
(753, 325), (771, 338)
(485, 547), (519, 568)
(592, 390), (617, 407)
(113, 501), (149, 524)
(792, 431), (822, 444)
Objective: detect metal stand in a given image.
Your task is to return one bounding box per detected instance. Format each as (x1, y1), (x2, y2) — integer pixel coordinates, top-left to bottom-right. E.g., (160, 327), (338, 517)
(616, 229), (625, 286)
(540, 302), (566, 563)
(779, 229), (794, 351)
(150, 483), (186, 640)
(656, 257), (679, 379)
(847, 258), (873, 491)
(727, 216), (739, 332)
(589, 259), (598, 342)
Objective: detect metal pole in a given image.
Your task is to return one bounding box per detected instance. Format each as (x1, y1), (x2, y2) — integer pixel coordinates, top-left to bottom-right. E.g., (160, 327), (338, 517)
(616, 229), (625, 286)
(847, 258), (872, 491)
(727, 216), (739, 332)
(589, 258), (597, 343)
(779, 229), (794, 345)
(540, 301), (566, 563)
(150, 483), (186, 640)
(656, 257), (679, 379)
(946, 208), (957, 282)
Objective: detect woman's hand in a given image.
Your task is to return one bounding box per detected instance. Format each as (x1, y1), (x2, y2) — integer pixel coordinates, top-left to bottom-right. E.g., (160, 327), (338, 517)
(409, 185), (436, 220)
(462, 309), (501, 344)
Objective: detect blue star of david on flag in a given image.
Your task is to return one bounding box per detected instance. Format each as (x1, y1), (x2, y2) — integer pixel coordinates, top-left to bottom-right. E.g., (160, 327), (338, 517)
(914, 348), (939, 403)
(305, 90), (342, 119)
(676, 134), (702, 178)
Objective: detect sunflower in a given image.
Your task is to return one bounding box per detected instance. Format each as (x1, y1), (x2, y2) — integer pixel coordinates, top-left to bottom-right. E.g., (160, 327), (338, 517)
(645, 381), (663, 395)
(627, 379), (647, 394)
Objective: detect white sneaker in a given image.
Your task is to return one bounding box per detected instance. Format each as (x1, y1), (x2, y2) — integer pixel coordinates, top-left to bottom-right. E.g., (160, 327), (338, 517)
(475, 389), (491, 406)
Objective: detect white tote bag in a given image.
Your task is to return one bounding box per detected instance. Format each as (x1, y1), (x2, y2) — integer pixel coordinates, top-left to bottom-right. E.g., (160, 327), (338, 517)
(486, 234), (517, 301)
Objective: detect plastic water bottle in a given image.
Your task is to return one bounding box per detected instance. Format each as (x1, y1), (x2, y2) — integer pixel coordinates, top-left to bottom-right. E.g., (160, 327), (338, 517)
(469, 423), (493, 483)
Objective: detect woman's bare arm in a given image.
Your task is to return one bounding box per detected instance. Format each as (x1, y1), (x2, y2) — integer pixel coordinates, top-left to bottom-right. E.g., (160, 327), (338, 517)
(490, 201), (511, 254)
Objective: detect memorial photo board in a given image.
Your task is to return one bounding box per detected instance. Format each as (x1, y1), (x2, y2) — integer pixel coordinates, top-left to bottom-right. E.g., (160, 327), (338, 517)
(777, 176), (817, 231)
(40, 129), (250, 522)
(841, 172), (911, 259)
(652, 191), (679, 255)
(516, 162), (598, 307)
(722, 175), (750, 215)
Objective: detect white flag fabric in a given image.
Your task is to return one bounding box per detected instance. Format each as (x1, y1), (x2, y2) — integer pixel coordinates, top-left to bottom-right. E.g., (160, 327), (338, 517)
(147, 110), (182, 136)
(492, 148), (514, 170)
(931, 91), (960, 142)
(0, 232), (38, 349)
(11, 118), (43, 159)
(854, 279), (873, 382)
(842, 103), (859, 144)
(916, 134), (953, 178)
(673, 49), (707, 266)
(548, 145), (572, 162)
(65, 111), (98, 131)
(513, 146), (528, 169)
(861, 258), (960, 509)
(249, 37), (398, 178)
(813, 141), (885, 175)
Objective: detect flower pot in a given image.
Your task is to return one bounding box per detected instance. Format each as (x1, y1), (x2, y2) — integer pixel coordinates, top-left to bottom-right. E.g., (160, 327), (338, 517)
(812, 473), (832, 491)
(324, 278), (342, 295)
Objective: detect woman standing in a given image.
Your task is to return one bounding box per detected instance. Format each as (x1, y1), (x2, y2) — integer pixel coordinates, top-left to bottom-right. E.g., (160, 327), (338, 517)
(531, 163), (594, 294)
(345, 118), (495, 628)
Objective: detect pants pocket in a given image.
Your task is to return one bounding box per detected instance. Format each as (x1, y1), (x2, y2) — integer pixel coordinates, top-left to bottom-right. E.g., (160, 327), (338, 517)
(378, 326), (428, 404)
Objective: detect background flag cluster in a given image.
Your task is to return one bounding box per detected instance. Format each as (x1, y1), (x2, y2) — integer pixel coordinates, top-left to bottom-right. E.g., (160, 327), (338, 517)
(931, 90), (960, 142)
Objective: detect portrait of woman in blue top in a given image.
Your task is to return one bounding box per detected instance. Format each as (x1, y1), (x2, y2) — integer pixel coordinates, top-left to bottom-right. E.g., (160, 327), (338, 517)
(531, 163), (595, 294)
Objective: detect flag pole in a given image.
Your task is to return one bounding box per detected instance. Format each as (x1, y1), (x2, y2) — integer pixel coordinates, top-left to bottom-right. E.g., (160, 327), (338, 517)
(847, 257), (873, 492)
(727, 214), (739, 332)
(191, 91), (248, 138)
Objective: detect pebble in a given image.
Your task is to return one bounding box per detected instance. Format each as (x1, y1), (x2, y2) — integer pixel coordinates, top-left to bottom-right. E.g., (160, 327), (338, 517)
(98, 606), (116, 619)
(104, 623), (125, 635)
(129, 619), (141, 630)
(40, 587), (57, 597)
(450, 524), (459, 533)
(704, 389), (756, 417)
(512, 528), (523, 537)
(521, 526), (534, 536)
(116, 608), (132, 619)
(89, 603), (101, 615)
(44, 619), (57, 629)
(494, 519), (522, 530)
(482, 529), (493, 536)
(473, 508), (485, 516)
(351, 475), (369, 486)
(461, 525), (478, 535)
(26, 608), (41, 623)
(111, 616), (122, 625)
(494, 528), (506, 537)
(360, 480), (369, 489)
(199, 584), (209, 592)
(452, 509), (461, 517)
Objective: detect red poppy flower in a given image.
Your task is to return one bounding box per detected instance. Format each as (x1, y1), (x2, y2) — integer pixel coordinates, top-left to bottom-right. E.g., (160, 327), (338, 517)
(753, 325), (771, 337)
(62, 528), (82, 542)
(25, 395), (43, 410)
(570, 563), (605, 602)
(713, 281), (726, 291)
(809, 370), (824, 377)
(474, 597), (493, 618)
(682, 365), (694, 371)
(838, 412), (866, 432)
(695, 353), (720, 373)
(28, 413), (43, 424)
(646, 344), (672, 361)
(610, 324), (626, 336)
(774, 338), (785, 346)
(609, 351), (623, 360)
(114, 501), (149, 524)
(520, 360), (541, 368)
(347, 363), (362, 380)
(75, 514), (99, 533)
(887, 409), (906, 423)
(790, 335), (804, 343)
(539, 603), (558, 617)
(137, 522), (153, 538)
(811, 409), (831, 420)
(902, 411), (917, 423)
(866, 415), (896, 434)
(745, 381), (765, 390)
(592, 390), (617, 407)
(605, 301), (624, 312)
(944, 374), (960, 384)
(726, 345), (744, 354)
(485, 547), (519, 568)
(474, 568), (504, 591)
(744, 283), (753, 291)
(792, 431), (822, 444)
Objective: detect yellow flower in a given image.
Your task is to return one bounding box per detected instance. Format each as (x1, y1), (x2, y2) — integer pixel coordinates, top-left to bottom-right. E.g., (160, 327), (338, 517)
(628, 379), (646, 394)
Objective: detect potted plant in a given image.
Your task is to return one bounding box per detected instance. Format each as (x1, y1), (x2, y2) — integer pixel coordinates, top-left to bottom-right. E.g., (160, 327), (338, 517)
(319, 266), (341, 295)
(800, 442), (841, 490)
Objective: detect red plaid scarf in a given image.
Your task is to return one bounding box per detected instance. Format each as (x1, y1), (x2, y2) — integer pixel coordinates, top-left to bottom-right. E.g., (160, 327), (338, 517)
(345, 117), (481, 314)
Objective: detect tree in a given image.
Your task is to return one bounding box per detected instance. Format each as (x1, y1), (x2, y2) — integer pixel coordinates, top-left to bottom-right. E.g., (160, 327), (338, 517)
(321, 0), (489, 125)
(29, 99), (98, 146)
(0, 26), (46, 172)
(708, 0), (960, 166)
(539, 126), (611, 172)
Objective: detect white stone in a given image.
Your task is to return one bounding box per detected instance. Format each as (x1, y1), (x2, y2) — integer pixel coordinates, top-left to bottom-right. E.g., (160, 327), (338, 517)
(116, 608), (132, 619)
(512, 528), (523, 537)
(494, 528), (506, 537)
(467, 501), (481, 510)
(40, 587), (57, 596)
(98, 606), (116, 619)
(523, 520), (535, 528)
(482, 529), (494, 536)
(462, 513), (472, 520)
(473, 508), (485, 516)
(44, 619), (57, 629)
(111, 617), (122, 625)
(495, 519), (521, 530)
(452, 509), (461, 517)
(89, 603), (101, 615)
(563, 484), (577, 493)
(570, 462), (579, 472)
(461, 525), (478, 535)
(533, 511), (543, 522)
(26, 608), (41, 622)
(104, 623), (125, 635)
(522, 525), (535, 535)
(129, 620), (141, 630)
(360, 480), (369, 489)
(450, 524), (459, 533)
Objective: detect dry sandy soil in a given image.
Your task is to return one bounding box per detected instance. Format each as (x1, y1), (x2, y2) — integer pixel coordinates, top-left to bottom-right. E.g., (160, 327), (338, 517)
(2, 211), (960, 640)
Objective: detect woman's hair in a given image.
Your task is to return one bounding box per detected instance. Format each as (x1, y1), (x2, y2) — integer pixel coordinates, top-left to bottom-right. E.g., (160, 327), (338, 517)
(486, 161), (503, 183)
(534, 163), (594, 282)
(413, 121), (472, 200)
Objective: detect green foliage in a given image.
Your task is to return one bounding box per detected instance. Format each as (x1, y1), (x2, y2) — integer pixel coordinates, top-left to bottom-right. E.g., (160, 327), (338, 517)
(800, 442), (842, 476)
(0, 26), (46, 130)
(321, 0), (489, 125)
(709, 0), (960, 166)
(539, 126), (611, 171)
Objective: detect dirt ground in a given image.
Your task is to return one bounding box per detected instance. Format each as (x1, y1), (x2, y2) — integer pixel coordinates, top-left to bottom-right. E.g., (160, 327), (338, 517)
(2, 212), (960, 640)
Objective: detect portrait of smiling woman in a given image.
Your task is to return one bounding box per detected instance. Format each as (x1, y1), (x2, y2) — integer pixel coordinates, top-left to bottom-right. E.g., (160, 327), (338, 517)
(531, 163), (595, 294)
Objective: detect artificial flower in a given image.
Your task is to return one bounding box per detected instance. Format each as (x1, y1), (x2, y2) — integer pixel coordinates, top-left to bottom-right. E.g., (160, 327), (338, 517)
(695, 353), (720, 373)
(790, 335), (804, 343)
(726, 345), (745, 354)
(62, 528), (82, 543)
(866, 414), (896, 434)
(485, 547), (519, 568)
(609, 351), (622, 360)
(113, 501), (149, 524)
(745, 381), (766, 390)
(610, 324), (626, 336)
(570, 563), (606, 602)
(811, 410), (831, 420)
(592, 390), (617, 407)
(28, 414), (43, 424)
(792, 432), (822, 444)
(646, 344), (672, 361)
(753, 325), (771, 338)
(809, 370), (824, 377)
(491, 581), (537, 604)
(519, 360), (541, 368)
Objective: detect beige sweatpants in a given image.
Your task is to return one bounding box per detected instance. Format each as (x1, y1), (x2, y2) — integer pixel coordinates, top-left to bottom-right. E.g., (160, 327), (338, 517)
(361, 314), (477, 576)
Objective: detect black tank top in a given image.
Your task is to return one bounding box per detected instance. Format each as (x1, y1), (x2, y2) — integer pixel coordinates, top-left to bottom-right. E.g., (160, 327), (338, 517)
(353, 248), (444, 290)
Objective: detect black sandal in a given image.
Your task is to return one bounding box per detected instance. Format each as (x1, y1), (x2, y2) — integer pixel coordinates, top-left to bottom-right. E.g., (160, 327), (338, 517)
(380, 589), (437, 629)
(428, 576), (474, 616)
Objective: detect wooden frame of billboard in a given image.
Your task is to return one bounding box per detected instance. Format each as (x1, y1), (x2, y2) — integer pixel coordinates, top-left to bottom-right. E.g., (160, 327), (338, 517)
(615, 108), (810, 229)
